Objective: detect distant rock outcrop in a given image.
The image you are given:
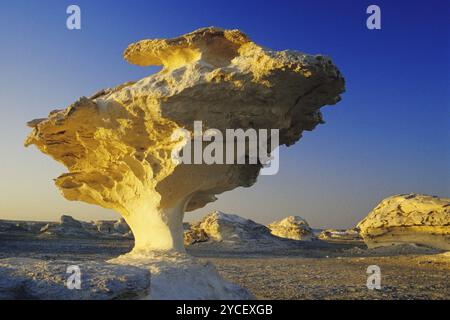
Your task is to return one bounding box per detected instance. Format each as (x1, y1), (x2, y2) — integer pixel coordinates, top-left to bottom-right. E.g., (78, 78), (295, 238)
(357, 194), (450, 250)
(268, 216), (315, 241)
(318, 228), (362, 241)
(0, 258), (150, 299)
(0, 220), (48, 235)
(38, 215), (133, 239)
(40, 215), (95, 238)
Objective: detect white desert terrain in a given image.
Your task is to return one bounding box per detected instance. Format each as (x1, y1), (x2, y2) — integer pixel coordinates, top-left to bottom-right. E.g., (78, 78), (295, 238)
(0, 193), (449, 299)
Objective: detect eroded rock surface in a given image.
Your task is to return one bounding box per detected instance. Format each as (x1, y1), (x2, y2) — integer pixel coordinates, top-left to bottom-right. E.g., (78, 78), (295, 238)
(357, 194), (450, 250)
(0, 258), (150, 300)
(110, 252), (254, 299)
(268, 216), (315, 241)
(25, 27), (345, 254)
(318, 228), (362, 241)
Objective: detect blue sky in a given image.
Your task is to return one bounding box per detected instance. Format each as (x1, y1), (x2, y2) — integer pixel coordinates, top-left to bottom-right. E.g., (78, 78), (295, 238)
(0, 0), (448, 228)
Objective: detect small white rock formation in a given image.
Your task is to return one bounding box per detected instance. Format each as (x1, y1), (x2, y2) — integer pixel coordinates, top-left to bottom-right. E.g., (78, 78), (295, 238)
(0, 258), (150, 300)
(25, 27), (344, 299)
(357, 194), (450, 250)
(318, 228), (362, 241)
(268, 216), (315, 241)
(193, 211), (275, 242)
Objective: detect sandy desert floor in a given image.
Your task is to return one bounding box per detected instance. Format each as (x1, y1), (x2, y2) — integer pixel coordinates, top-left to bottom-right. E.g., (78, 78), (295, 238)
(0, 235), (448, 300)
(208, 255), (449, 299)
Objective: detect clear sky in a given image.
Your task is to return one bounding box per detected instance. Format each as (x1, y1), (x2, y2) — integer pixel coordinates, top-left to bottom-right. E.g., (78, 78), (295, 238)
(0, 0), (448, 228)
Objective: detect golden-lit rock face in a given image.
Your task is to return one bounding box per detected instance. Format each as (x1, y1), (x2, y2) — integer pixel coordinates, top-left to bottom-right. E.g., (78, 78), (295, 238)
(25, 27), (345, 253)
(357, 194), (450, 250)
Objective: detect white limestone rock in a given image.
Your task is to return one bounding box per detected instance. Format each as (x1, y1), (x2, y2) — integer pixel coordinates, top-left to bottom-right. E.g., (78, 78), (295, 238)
(0, 258), (150, 300)
(110, 251), (253, 299)
(25, 27), (345, 254)
(268, 216), (315, 241)
(318, 228), (362, 241)
(197, 211), (275, 243)
(357, 194), (450, 250)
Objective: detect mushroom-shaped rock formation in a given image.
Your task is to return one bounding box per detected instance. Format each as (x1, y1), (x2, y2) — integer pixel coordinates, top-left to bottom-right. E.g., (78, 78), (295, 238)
(25, 27), (345, 255)
(268, 216), (315, 241)
(357, 194), (450, 250)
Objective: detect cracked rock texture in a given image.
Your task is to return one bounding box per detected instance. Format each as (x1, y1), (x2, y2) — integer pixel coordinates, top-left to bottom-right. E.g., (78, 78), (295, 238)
(357, 194), (450, 250)
(25, 27), (344, 253)
(268, 216), (315, 241)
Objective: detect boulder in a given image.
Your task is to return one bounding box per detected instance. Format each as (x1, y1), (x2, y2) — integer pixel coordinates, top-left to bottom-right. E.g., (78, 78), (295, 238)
(268, 216), (315, 241)
(197, 211), (274, 242)
(357, 194), (450, 250)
